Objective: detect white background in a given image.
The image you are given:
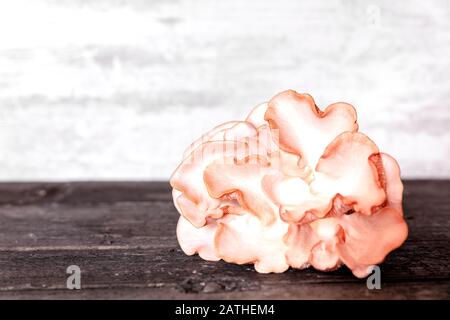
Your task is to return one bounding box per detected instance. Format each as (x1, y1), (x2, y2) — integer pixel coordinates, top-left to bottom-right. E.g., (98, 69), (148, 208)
(0, 0), (449, 181)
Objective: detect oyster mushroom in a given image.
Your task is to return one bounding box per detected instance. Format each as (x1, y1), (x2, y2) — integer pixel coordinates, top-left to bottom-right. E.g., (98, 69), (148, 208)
(170, 90), (408, 278)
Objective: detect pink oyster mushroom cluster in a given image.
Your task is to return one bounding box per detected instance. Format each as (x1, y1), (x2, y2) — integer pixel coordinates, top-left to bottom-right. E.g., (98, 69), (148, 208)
(170, 90), (408, 278)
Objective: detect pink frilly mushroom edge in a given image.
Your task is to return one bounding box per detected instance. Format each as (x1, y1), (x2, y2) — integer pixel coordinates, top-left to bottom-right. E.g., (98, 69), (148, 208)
(170, 90), (408, 278)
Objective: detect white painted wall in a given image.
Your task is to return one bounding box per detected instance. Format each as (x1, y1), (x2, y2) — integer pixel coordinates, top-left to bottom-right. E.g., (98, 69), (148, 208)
(0, 0), (449, 181)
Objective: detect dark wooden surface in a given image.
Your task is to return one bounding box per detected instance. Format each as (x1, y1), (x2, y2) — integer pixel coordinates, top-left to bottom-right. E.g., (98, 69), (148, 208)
(0, 180), (449, 299)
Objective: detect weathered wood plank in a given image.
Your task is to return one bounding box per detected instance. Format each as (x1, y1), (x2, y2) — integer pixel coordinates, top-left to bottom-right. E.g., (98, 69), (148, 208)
(0, 181), (171, 205)
(0, 180), (449, 299)
(0, 248), (449, 299)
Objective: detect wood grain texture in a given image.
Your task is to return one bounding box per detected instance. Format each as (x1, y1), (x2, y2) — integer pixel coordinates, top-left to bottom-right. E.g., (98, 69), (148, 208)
(0, 180), (449, 299)
(1, 0), (450, 180)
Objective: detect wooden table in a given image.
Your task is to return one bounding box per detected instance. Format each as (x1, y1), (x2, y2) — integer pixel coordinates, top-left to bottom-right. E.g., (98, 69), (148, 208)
(0, 181), (449, 299)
